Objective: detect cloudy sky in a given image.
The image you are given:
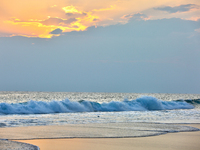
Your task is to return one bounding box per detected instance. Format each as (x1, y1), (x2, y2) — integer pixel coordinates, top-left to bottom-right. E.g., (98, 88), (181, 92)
(0, 0), (200, 93)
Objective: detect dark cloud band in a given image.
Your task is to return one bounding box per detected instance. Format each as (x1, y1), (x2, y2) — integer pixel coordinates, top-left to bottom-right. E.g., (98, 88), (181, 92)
(154, 4), (199, 13)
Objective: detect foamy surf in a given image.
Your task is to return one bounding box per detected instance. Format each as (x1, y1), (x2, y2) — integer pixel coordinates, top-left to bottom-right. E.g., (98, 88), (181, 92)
(0, 139), (39, 150)
(0, 96), (195, 114)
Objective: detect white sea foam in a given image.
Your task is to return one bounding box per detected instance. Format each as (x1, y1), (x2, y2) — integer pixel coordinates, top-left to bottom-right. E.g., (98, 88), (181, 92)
(0, 96), (194, 114)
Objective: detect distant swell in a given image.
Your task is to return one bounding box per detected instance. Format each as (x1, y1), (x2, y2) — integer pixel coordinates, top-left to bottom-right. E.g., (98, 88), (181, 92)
(0, 96), (195, 114)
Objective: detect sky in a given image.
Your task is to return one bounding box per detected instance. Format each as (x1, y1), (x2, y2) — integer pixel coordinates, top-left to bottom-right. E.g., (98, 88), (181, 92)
(0, 0), (200, 93)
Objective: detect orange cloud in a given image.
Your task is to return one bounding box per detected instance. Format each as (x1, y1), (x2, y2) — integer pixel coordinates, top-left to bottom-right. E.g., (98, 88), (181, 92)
(0, 0), (199, 38)
(92, 5), (116, 12)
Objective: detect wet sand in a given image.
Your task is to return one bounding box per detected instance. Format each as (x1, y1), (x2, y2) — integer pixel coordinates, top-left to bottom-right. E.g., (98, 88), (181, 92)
(15, 124), (200, 150)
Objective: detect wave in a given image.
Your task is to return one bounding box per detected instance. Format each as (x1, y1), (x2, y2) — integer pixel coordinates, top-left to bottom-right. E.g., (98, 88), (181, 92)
(0, 96), (195, 114)
(178, 99), (200, 105)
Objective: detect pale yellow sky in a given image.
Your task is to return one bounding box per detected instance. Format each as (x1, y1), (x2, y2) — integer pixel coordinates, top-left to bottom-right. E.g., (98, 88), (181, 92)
(0, 0), (199, 38)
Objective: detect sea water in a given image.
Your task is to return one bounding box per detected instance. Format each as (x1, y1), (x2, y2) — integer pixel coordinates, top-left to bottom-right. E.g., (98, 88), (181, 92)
(0, 92), (200, 139)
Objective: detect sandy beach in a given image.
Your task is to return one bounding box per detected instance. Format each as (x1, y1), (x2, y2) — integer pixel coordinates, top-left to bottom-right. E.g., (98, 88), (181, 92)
(12, 124), (200, 150)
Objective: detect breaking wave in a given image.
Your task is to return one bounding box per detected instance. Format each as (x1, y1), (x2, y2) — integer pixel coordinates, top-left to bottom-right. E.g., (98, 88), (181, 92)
(0, 96), (196, 114)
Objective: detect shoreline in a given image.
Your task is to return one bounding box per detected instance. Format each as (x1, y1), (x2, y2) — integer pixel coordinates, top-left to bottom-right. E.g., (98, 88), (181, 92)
(1, 122), (199, 140)
(0, 123), (199, 150)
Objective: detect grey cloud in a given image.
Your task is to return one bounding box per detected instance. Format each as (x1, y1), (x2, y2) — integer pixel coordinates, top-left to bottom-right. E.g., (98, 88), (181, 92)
(63, 18), (77, 24)
(122, 13), (148, 20)
(121, 14), (132, 20)
(66, 13), (73, 16)
(154, 4), (199, 13)
(50, 28), (63, 34)
(82, 13), (87, 16)
(65, 12), (87, 18)
(93, 18), (99, 21)
(123, 14), (132, 18)
(42, 18), (63, 26)
(41, 18), (77, 26)
(132, 13), (148, 19)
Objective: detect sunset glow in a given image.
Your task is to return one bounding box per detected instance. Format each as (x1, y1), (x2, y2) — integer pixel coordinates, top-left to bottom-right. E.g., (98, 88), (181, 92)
(0, 0), (199, 38)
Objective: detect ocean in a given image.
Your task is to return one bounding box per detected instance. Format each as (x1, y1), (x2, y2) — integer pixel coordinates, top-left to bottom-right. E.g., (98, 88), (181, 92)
(0, 91), (200, 139)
